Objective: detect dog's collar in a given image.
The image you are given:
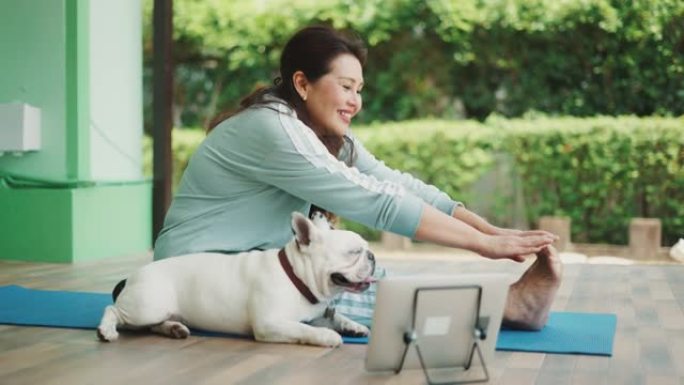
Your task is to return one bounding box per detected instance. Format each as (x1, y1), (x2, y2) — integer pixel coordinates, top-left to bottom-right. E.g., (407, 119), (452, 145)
(278, 249), (319, 305)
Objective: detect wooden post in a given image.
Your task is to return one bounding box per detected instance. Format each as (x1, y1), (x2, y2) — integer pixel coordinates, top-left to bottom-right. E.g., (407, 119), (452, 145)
(629, 218), (662, 260)
(152, 0), (174, 243)
(538, 216), (571, 251)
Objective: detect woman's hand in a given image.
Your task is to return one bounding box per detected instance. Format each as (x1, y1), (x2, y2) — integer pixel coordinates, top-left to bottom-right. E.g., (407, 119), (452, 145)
(475, 233), (557, 262)
(451, 205), (559, 253)
(415, 204), (558, 262)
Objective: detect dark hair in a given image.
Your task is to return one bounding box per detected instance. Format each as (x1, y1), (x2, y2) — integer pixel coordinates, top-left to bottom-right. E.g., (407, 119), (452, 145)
(208, 25), (366, 157)
(275, 25), (367, 129)
(208, 25), (367, 223)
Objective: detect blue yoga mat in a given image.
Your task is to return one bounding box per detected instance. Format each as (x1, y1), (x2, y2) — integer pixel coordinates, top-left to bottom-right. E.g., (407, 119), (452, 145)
(496, 312), (616, 355)
(0, 285), (616, 356)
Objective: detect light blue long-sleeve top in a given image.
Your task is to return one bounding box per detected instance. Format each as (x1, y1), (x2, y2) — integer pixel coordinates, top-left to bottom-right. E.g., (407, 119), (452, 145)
(153, 99), (461, 260)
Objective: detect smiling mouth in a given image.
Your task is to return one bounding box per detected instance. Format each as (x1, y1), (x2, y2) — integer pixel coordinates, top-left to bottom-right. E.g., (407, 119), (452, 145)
(331, 273), (376, 293)
(338, 110), (352, 123)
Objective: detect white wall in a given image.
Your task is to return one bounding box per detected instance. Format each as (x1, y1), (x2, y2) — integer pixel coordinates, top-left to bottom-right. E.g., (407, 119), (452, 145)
(89, 0), (143, 181)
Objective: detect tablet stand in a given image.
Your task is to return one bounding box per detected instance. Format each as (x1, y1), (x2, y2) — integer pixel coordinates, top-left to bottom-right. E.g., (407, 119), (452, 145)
(395, 285), (489, 385)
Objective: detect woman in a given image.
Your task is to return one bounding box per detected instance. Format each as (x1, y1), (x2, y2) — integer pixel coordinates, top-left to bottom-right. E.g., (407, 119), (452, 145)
(154, 25), (561, 330)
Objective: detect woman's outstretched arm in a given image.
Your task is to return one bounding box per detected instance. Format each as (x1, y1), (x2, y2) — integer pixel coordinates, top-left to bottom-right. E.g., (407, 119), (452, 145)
(414, 204), (557, 262)
(452, 205), (557, 238)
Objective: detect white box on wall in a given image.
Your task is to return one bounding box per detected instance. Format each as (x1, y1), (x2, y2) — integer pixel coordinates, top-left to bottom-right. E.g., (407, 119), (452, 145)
(0, 103), (41, 152)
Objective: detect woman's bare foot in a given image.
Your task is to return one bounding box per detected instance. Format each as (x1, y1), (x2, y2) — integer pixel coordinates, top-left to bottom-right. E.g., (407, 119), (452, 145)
(502, 245), (563, 330)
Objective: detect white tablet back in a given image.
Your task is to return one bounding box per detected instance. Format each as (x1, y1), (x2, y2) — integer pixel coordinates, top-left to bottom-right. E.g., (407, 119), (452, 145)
(365, 273), (510, 372)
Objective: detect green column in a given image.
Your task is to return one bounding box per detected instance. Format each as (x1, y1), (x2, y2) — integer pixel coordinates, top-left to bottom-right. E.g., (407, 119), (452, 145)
(0, 0), (151, 263)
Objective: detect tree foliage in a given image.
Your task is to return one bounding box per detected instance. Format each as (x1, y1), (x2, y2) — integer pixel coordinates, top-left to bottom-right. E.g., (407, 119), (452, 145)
(142, 0), (684, 128)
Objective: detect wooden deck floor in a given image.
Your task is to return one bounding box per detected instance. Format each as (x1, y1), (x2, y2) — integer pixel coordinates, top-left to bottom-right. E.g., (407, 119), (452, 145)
(1, 250), (683, 385)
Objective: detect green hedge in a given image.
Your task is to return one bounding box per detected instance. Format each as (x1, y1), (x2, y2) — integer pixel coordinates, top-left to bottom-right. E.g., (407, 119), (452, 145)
(487, 115), (683, 245)
(145, 116), (684, 246)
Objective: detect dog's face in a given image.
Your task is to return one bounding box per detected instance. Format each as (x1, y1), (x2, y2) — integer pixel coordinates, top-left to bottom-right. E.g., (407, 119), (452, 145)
(291, 212), (376, 298)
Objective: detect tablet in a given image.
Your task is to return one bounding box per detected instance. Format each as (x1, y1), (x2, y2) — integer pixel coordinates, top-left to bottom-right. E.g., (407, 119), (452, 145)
(364, 273), (511, 374)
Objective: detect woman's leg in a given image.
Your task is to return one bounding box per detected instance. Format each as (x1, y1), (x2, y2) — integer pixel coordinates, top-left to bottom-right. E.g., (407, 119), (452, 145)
(502, 246), (563, 330)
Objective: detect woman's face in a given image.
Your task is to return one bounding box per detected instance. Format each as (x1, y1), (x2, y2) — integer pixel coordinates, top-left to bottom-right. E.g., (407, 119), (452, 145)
(302, 54), (364, 136)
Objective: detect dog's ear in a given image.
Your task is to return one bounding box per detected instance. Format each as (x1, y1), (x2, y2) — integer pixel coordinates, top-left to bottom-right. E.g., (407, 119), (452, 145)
(291, 212), (319, 246)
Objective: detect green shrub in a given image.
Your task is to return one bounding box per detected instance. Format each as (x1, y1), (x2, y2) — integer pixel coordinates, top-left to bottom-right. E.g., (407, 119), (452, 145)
(497, 116), (684, 245)
(142, 129), (205, 190)
(148, 116), (684, 246)
(346, 120), (501, 240)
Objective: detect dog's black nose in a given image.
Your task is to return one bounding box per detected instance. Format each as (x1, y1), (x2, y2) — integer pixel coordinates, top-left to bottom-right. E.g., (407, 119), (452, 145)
(367, 251), (376, 276)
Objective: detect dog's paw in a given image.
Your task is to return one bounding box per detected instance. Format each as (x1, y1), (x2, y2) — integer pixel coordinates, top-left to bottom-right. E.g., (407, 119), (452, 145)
(335, 314), (370, 337)
(150, 321), (191, 339)
(97, 326), (119, 342)
(169, 323), (190, 339)
(314, 329), (344, 347)
(339, 322), (370, 338)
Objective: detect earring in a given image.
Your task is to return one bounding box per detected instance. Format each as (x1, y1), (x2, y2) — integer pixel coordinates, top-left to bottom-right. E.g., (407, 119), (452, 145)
(301, 94), (307, 101)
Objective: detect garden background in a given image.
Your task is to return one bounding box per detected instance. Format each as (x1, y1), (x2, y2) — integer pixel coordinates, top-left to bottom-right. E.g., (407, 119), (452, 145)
(141, 0), (684, 246)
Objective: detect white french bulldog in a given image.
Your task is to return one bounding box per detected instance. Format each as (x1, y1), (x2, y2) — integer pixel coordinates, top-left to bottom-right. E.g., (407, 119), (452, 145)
(97, 212), (376, 347)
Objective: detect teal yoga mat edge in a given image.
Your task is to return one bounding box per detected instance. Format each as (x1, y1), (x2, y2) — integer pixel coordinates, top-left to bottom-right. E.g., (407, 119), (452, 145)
(0, 285), (616, 355)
